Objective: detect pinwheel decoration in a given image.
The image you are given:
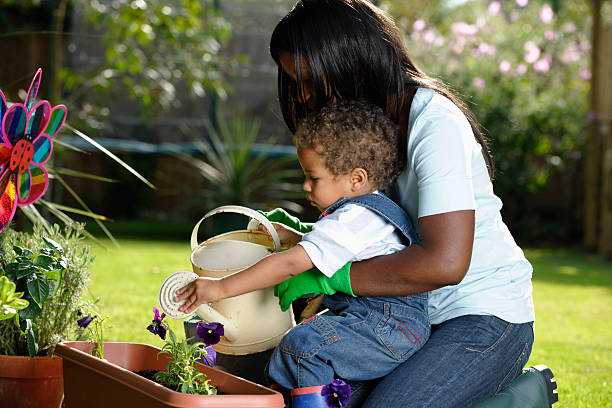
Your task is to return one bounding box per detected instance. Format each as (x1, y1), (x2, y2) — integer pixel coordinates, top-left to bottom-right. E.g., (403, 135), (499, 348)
(0, 69), (67, 233)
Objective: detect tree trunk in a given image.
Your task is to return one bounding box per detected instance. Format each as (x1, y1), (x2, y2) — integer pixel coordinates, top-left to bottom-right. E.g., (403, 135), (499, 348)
(584, 0), (612, 258)
(584, 0), (601, 249)
(596, 25), (612, 258)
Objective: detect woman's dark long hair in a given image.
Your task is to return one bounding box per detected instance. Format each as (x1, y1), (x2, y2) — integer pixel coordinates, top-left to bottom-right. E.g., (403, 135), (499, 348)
(270, 0), (494, 177)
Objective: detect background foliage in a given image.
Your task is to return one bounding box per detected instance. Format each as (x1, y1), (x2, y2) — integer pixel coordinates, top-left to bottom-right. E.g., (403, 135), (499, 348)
(1, 0), (595, 242)
(386, 0), (591, 240)
(64, 0), (245, 131)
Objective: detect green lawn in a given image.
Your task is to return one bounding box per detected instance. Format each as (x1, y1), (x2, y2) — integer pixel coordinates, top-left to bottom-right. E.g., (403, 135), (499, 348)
(524, 248), (611, 407)
(87, 236), (611, 407)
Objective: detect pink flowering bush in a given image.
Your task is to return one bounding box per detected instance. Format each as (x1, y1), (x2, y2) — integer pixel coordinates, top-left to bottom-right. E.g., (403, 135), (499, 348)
(398, 0), (590, 232)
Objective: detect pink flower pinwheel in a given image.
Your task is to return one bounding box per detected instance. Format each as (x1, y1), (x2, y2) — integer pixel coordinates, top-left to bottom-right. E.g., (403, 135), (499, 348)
(0, 69), (67, 233)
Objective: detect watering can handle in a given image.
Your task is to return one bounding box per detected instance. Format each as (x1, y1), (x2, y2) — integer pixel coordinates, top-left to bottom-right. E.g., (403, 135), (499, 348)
(190, 205), (281, 252)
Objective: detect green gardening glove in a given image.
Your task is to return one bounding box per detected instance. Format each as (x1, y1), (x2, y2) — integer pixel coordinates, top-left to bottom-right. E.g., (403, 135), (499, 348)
(259, 208), (356, 311)
(274, 262), (355, 311)
(259, 207), (313, 234)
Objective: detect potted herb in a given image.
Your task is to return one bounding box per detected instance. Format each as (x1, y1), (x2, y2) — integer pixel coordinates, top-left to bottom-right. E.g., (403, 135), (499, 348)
(0, 222), (95, 408)
(55, 308), (285, 407)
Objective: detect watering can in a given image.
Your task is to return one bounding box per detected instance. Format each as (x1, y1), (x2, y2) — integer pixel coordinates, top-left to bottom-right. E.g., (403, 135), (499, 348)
(159, 205), (296, 355)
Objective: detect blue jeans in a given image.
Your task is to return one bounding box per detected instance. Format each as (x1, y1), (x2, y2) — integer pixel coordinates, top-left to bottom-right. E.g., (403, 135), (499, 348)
(345, 315), (534, 407)
(266, 293), (429, 389)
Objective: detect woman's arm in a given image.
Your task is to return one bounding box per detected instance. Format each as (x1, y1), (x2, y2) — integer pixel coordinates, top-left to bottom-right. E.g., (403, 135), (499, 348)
(176, 245), (314, 313)
(349, 210), (475, 296)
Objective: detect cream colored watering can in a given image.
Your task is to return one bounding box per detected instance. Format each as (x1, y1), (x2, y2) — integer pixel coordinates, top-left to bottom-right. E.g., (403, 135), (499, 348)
(159, 205), (296, 355)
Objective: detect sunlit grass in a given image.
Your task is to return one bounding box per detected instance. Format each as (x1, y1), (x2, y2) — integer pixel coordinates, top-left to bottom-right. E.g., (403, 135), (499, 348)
(86, 238), (192, 349)
(87, 235), (612, 406)
(525, 249), (612, 407)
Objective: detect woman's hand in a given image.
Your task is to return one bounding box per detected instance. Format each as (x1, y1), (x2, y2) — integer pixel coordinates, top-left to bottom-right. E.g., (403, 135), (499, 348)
(175, 277), (223, 314)
(259, 222), (303, 248)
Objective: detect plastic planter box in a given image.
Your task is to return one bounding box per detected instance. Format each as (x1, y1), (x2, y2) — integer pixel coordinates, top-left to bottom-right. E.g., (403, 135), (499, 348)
(55, 341), (284, 408)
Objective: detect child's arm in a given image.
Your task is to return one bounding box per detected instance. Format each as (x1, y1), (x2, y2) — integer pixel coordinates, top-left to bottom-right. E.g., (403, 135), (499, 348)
(175, 245), (314, 314)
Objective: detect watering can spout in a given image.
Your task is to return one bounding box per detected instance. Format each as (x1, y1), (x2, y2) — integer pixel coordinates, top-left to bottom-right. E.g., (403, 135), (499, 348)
(158, 270), (240, 342)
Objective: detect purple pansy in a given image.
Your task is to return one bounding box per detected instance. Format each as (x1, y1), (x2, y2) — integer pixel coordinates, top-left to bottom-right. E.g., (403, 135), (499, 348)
(196, 321), (224, 346)
(321, 379), (351, 408)
(202, 345), (217, 367)
(147, 307), (168, 340)
(77, 314), (96, 328)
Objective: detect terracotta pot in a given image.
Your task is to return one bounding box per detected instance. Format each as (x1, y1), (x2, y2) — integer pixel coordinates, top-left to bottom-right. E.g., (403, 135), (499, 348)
(0, 354), (63, 408)
(55, 341), (284, 408)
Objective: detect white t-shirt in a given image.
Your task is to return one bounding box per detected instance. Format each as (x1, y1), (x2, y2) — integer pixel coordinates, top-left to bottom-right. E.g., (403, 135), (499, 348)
(387, 87), (535, 325)
(297, 196), (406, 278)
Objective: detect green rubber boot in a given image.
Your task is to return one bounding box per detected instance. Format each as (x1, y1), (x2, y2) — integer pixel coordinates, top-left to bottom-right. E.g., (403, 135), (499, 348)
(473, 365), (558, 408)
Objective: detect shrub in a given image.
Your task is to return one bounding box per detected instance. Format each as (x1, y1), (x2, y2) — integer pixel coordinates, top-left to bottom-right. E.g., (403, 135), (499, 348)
(398, 0), (590, 233)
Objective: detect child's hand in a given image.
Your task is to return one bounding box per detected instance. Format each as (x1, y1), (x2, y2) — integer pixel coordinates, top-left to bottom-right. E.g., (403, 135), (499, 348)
(175, 277), (223, 314)
(259, 222), (303, 249)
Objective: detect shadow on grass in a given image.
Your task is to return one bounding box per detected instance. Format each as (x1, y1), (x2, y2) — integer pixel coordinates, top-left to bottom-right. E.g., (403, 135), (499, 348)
(526, 248), (612, 289)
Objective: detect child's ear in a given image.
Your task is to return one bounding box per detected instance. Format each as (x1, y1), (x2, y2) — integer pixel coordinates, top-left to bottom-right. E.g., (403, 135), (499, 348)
(349, 168), (368, 191)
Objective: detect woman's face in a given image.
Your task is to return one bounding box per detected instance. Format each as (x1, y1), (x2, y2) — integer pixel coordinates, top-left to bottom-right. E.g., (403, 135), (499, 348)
(278, 51), (316, 108)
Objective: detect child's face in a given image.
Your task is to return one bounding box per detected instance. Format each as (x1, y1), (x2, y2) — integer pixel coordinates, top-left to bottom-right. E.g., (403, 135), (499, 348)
(297, 147), (353, 212)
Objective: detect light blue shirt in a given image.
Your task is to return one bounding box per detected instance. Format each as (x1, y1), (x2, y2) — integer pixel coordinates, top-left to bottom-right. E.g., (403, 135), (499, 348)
(387, 88), (535, 325)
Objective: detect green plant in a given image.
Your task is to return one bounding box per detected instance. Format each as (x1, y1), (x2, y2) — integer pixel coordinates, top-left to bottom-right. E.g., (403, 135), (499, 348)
(155, 330), (217, 395)
(0, 222), (94, 357)
(147, 308), (220, 395)
(62, 0), (245, 127)
(75, 307), (110, 359)
(180, 111), (304, 214)
(0, 276), (29, 321)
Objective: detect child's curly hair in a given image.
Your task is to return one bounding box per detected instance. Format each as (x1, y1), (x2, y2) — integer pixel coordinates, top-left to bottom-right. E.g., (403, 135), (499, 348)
(295, 100), (405, 190)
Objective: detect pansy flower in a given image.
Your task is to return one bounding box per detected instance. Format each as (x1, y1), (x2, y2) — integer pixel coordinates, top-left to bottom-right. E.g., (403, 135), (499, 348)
(77, 313), (96, 328)
(321, 379), (351, 408)
(202, 345), (217, 367)
(0, 69), (67, 233)
(147, 307), (168, 340)
(196, 321), (224, 346)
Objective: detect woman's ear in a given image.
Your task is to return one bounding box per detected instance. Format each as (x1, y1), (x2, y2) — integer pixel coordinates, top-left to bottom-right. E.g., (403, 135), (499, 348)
(349, 168), (369, 191)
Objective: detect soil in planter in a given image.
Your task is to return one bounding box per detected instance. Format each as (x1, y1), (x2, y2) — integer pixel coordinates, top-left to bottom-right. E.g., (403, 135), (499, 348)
(133, 370), (224, 395)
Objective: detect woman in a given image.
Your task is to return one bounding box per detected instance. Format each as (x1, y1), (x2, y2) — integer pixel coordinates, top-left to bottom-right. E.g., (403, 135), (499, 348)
(267, 0), (535, 406)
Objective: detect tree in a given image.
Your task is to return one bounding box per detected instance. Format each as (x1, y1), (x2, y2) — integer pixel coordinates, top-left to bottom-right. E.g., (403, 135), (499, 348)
(63, 0), (244, 131)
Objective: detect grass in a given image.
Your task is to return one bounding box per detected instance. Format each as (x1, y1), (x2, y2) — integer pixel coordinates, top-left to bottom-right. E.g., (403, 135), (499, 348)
(524, 248), (611, 407)
(86, 231), (611, 406)
(86, 238), (191, 349)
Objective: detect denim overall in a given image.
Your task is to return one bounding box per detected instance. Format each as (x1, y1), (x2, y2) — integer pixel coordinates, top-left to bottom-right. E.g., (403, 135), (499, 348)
(266, 193), (430, 391)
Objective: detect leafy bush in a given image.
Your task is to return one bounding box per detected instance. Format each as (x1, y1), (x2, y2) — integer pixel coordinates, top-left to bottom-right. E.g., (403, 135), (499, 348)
(64, 0), (245, 130)
(397, 0), (590, 223)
